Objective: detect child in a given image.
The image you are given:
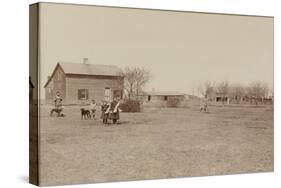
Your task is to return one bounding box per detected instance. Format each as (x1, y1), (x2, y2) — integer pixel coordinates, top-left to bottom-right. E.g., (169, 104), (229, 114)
(54, 93), (64, 117)
(90, 100), (97, 120)
(101, 101), (110, 124)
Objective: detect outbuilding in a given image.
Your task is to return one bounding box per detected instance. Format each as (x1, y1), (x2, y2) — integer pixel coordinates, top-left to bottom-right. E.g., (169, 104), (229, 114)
(139, 91), (186, 107)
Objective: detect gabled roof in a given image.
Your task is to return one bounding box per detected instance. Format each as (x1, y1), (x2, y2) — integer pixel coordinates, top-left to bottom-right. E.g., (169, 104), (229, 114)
(141, 91), (185, 96)
(59, 62), (122, 76)
(44, 62), (123, 88)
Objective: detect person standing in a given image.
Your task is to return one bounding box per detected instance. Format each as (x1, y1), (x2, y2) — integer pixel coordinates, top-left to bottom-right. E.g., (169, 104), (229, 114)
(90, 100), (97, 120)
(101, 101), (110, 124)
(200, 97), (209, 112)
(110, 98), (121, 124)
(54, 92), (63, 117)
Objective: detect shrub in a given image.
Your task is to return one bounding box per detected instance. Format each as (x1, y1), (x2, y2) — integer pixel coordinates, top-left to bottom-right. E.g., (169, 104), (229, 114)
(120, 99), (141, 112)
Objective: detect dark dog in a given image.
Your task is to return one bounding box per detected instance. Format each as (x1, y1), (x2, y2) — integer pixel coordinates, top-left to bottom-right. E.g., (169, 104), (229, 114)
(81, 108), (91, 120)
(50, 108), (65, 117)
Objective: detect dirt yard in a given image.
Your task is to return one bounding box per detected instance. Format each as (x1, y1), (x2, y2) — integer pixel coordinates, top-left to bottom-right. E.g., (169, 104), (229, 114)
(38, 104), (273, 186)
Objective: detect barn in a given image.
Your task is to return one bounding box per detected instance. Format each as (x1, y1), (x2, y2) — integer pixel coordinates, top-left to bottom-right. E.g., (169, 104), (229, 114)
(139, 91), (186, 107)
(44, 62), (124, 105)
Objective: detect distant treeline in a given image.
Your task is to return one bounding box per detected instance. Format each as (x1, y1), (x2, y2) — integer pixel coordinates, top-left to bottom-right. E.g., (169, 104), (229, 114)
(198, 80), (273, 105)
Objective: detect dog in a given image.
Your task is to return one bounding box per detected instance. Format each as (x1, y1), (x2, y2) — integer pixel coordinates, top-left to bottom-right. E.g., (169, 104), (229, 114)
(80, 108), (91, 120)
(50, 108), (65, 117)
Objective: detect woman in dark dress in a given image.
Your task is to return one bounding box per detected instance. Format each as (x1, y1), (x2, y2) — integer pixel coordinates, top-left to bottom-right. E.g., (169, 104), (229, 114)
(110, 98), (121, 124)
(101, 101), (110, 124)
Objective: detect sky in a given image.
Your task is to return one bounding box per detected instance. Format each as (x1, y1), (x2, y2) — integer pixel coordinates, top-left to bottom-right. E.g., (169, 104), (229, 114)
(38, 3), (273, 99)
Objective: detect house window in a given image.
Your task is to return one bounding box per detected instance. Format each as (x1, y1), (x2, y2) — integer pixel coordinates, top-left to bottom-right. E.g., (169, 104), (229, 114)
(78, 89), (89, 100)
(148, 95), (151, 102)
(104, 88), (111, 102)
(164, 96), (168, 101)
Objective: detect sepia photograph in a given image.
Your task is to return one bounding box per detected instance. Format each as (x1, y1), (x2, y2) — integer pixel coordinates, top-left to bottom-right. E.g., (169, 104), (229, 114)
(29, 2), (273, 186)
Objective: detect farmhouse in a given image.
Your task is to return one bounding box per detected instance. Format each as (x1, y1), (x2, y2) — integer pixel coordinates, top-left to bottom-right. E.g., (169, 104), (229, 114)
(139, 91), (186, 107)
(44, 62), (124, 104)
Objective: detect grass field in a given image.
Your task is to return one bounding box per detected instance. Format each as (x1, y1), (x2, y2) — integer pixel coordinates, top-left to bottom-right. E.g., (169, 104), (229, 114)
(38, 104), (273, 186)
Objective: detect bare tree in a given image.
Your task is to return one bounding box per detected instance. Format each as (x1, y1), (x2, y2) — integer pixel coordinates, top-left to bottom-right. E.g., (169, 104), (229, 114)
(216, 81), (229, 105)
(120, 67), (151, 100)
(134, 67), (151, 96)
(247, 81), (269, 105)
(198, 81), (215, 99)
(229, 84), (245, 104)
(197, 80), (270, 105)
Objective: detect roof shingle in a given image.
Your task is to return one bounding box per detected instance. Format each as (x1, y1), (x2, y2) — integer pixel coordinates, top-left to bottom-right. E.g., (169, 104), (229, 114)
(59, 62), (122, 76)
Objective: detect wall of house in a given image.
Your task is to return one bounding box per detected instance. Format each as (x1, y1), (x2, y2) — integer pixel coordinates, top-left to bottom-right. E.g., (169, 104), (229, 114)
(65, 75), (123, 105)
(144, 95), (185, 102)
(142, 95), (185, 108)
(45, 80), (53, 103)
(45, 66), (66, 104)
